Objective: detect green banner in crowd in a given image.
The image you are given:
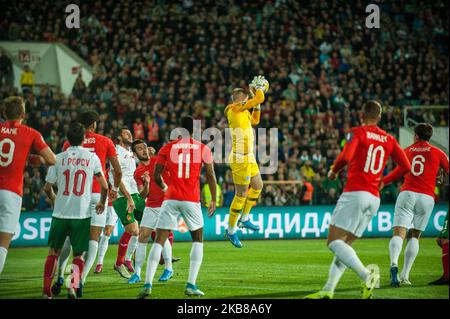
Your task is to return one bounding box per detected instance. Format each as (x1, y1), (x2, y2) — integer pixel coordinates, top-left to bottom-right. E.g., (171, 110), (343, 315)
(10, 204), (449, 247)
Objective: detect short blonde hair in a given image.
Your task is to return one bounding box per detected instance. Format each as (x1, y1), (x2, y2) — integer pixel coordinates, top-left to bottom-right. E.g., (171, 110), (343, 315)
(231, 88), (246, 101)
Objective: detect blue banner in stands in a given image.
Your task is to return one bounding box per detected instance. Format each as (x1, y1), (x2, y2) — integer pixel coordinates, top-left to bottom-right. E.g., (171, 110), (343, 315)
(10, 204), (448, 247)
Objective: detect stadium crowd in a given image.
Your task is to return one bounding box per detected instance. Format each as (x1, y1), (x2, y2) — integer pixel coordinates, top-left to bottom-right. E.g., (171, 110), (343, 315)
(0, 0), (448, 210)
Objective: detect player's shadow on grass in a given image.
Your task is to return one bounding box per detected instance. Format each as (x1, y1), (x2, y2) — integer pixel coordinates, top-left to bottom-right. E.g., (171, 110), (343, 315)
(224, 287), (360, 299)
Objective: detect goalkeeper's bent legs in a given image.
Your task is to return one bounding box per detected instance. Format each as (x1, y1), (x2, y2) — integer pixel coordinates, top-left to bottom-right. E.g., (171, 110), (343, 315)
(240, 174), (263, 223)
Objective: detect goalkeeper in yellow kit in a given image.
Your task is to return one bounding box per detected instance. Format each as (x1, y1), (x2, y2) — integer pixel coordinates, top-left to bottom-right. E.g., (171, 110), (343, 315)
(224, 75), (269, 248)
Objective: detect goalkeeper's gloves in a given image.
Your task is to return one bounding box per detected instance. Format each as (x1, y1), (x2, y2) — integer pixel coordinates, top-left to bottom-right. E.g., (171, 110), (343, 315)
(250, 75), (267, 91)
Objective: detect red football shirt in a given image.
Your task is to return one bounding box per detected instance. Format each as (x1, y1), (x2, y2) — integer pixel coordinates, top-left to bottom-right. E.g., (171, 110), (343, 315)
(332, 125), (410, 197)
(155, 138), (213, 203)
(134, 156), (170, 207)
(399, 141), (449, 197)
(63, 131), (116, 193)
(0, 121), (49, 196)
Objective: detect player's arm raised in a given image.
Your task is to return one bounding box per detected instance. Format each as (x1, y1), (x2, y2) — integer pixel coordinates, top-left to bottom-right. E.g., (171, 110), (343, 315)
(380, 142), (411, 188)
(232, 88), (265, 112)
(329, 130), (360, 179)
(249, 88), (261, 126)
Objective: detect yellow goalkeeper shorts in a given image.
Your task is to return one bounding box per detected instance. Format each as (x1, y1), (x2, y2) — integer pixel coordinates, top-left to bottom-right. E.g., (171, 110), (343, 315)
(229, 153), (260, 185)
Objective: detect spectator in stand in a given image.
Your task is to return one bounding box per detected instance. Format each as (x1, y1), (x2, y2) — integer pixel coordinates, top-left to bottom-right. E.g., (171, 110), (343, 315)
(20, 65), (34, 93)
(0, 50), (13, 87)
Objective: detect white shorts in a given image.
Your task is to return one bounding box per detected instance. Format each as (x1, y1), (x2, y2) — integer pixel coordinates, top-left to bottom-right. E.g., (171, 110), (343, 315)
(0, 190), (22, 234)
(394, 191), (435, 231)
(105, 205), (118, 227)
(90, 193), (107, 227)
(331, 191), (380, 238)
(156, 200), (203, 232)
(140, 207), (161, 230)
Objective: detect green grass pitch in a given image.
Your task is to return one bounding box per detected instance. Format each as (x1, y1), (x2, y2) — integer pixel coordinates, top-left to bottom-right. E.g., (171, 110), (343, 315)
(0, 238), (448, 299)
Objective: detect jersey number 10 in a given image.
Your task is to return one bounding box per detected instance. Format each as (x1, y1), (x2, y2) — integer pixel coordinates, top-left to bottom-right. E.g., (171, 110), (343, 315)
(62, 169), (87, 196)
(364, 144), (385, 174)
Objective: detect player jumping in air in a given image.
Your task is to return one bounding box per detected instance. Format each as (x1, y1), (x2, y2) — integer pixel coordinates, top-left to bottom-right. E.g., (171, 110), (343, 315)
(137, 116), (217, 298)
(42, 122), (108, 299)
(52, 110), (122, 297)
(0, 96), (56, 276)
(305, 101), (411, 299)
(110, 127), (146, 279)
(127, 139), (177, 284)
(224, 75), (269, 248)
(382, 123), (449, 287)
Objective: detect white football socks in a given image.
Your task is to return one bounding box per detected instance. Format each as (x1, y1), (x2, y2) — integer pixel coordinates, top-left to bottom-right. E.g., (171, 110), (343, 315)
(188, 242), (204, 285)
(134, 242), (147, 277)
(401, 238), (419, 280)
(56, 236), (71, 279)
(389, 236), (403, 266)
(82, 240), (99, 283)
(125, 236), (138, 261)
(328, 240), (370, 282)
(96, 234), (110, 265)
(0, 247), (7, 275)
(162, 239), (173, 271)
(322, 256), (347, 293)
(144, 243), (163, 285)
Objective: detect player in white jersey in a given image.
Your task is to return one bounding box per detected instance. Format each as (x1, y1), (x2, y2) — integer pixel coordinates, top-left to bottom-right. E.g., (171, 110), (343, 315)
(42, 123), (108, 299)
(110, 128), (146, 279)
(94, 174), (119, 274)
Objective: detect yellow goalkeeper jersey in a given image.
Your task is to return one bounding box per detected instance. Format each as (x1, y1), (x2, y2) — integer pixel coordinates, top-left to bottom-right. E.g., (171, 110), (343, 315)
(225, 89), (265, 155)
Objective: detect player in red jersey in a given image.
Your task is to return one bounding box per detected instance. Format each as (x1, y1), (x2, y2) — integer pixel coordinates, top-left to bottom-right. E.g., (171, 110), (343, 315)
(0, 96), (56, 275)
(382, 123), (449, 287)
(137, 116), (217, 298)
(127, 140), (179, 284)
(52, 110), (123, 297)
(305, 101), (411, 299)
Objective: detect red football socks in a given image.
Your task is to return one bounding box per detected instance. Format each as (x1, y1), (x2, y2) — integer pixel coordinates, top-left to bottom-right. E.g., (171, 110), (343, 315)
(116, 231), (132, 266)
(72, 257), (85, 289)
(43, 255), (58, 296)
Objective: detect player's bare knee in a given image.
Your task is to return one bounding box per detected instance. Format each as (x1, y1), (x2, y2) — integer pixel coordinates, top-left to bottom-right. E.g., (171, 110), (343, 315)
(408, 229), (422, 239)
(190, 229), (203, 242)
(49, 248), (60, 256)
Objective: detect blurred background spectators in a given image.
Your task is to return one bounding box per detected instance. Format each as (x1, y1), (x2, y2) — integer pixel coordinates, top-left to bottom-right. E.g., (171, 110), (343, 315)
(0, 0), (448, 210)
